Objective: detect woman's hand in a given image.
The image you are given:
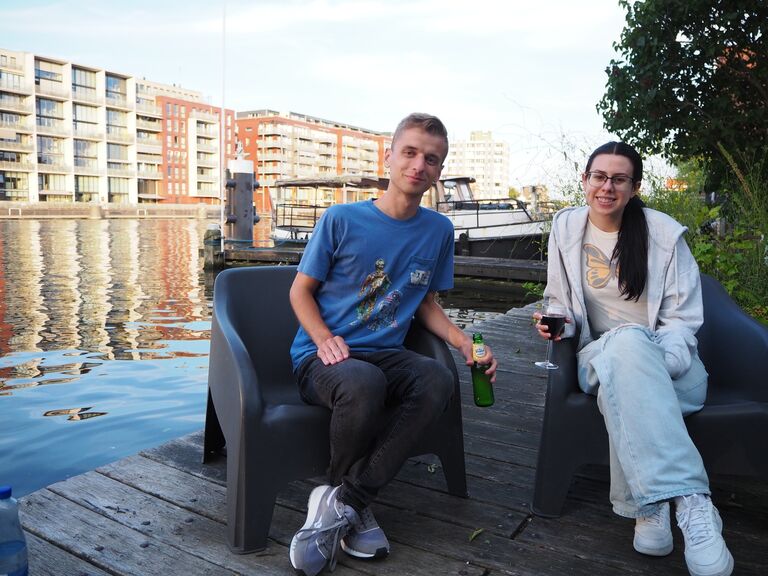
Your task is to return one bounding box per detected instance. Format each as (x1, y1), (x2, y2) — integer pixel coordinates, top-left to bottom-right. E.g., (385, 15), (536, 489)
(533, 311), (570, 342)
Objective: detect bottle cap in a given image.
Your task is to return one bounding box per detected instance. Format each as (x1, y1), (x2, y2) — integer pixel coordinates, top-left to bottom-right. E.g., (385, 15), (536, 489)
(0, 485), (11, 499)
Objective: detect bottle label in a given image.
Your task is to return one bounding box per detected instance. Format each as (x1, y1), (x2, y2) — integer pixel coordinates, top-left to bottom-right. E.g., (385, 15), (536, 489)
(472, 342), (486, 362)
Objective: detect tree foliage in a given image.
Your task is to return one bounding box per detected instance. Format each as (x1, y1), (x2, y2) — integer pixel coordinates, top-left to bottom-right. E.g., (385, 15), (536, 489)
(598, 0), (768, 183)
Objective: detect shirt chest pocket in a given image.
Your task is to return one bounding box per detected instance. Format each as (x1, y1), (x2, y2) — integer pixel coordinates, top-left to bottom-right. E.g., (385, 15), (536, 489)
(406, 256), (435, 290)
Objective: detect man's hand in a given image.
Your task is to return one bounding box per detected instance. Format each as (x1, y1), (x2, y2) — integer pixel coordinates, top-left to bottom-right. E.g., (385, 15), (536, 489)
(317, 335), (350, 365)
(460, 337), (498, 383)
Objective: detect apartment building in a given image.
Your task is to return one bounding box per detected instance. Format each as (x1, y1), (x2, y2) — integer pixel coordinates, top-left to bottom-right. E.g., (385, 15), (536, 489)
(443, 131), (510, 199)
(0, 48), (235, 205)
(236, 110), (390, 214)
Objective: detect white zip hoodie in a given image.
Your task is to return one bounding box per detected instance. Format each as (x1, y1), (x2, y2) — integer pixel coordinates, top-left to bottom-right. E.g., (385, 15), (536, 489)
(544, 205), (703, 378)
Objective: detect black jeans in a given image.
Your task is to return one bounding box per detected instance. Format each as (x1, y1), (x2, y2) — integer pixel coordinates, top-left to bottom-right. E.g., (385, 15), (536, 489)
(297, 348), (454, 512)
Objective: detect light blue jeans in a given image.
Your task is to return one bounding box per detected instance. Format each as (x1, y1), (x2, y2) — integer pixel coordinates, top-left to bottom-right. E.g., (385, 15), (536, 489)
(577, 325), (710, 518)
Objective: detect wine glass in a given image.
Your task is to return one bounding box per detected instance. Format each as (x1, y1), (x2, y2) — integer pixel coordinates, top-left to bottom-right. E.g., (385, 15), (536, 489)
(535, 302), (567, 370)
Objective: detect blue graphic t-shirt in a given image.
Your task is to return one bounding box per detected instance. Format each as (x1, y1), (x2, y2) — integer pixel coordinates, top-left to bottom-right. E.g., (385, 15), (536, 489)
(290, 200), (454, 371)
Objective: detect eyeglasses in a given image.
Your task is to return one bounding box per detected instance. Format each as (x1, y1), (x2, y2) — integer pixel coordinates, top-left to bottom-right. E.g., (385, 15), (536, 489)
(586, 171), (634, 189)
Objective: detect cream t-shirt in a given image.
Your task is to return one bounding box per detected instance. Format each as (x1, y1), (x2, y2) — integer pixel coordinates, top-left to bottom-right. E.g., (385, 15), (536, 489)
(582, 219), (648, 337)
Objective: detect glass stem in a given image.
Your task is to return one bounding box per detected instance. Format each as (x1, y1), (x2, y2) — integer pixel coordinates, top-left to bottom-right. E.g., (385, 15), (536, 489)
(546, 338), (553, 364)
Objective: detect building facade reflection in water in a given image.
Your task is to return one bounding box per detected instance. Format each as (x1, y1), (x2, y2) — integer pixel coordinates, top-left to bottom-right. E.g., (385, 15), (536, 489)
(0, 218), (219, 496)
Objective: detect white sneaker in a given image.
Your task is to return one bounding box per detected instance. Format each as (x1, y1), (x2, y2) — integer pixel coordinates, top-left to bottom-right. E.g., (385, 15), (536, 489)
(634, 501), (673, 556)
(675, 494), (734, 576)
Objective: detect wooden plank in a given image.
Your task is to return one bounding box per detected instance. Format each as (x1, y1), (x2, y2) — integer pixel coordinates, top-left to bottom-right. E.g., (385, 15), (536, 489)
(99, 455), (488, 576)
(20, 489), (235, 576)
(26, 532), (112, 576)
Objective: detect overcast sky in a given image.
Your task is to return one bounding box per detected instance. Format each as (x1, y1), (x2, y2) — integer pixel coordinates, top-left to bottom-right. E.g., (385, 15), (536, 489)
(2, 0), (668, 191)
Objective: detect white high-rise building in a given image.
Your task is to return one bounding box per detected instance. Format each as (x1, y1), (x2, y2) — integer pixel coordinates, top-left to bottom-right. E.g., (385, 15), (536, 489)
(444, 131), (510, 199)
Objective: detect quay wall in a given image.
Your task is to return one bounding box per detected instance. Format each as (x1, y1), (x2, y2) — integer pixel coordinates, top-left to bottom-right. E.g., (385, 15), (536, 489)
(0, 201), (220, 220)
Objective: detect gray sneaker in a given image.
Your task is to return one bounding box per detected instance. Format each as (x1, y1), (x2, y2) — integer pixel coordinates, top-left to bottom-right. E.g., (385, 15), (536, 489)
(290, 485), (351, 576)
(676, 494), (734, 576)
(634, 501), (673, 556)
(341, 506), (390, 559)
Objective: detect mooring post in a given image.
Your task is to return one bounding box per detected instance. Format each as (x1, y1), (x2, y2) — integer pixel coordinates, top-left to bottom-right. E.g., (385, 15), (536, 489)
(224, 158), (260, 244)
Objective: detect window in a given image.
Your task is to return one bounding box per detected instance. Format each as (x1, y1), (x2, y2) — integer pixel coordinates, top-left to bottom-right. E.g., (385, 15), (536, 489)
(38, 173), (66, 191)
(74, 139), (98, 168)
(37, 136), (63, 165)
(34, 60), (63, 84)
(36, 98), (63, 128)
(0, 70), (23, 90)
(107, 143), (128, 161)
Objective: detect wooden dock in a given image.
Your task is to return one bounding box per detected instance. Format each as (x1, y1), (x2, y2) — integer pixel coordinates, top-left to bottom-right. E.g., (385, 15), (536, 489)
(18, 304), (768, 575)
(224, 246), (547, 282)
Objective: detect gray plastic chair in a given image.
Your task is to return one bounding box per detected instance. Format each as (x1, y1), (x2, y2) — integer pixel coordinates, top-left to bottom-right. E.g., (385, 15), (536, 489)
(531, 273), (768, 517)
(203, 265), (467, 553)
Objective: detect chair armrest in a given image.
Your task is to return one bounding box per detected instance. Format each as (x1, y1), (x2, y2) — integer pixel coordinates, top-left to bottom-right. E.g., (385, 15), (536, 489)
(207, 295), (265, 443)
(403, 320), (459, 377)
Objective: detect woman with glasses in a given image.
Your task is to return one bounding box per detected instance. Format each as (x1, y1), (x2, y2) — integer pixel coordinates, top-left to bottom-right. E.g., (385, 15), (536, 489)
(535, 141), (733, 576)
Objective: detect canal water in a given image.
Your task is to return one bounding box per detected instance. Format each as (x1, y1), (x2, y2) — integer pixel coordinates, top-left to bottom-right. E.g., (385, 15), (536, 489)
(0, 218), (537, 497)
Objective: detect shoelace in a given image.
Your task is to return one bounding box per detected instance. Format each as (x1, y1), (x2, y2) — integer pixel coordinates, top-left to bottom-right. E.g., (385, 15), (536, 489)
(640, 505), (667, 528)
(294, 504), (349, 571)
(354, 506), (379, 532)
(678, 497), (715, 547)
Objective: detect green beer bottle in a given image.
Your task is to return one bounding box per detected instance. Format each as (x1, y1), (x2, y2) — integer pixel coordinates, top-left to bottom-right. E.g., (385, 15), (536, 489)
(471, 333), (494, 407)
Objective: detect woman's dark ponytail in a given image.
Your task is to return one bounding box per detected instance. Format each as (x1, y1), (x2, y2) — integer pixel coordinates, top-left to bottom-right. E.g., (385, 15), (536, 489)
(613, 195), (648, 301)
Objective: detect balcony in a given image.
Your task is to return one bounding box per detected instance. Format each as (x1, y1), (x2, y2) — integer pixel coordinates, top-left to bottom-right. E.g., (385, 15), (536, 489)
(137, 168), (162, 179)
(0, 79), (33, 95)
(71, 87), (103, 106)
(106, 126), (135, 144)
(36, 82), (70, 100)
(105, 94), (130, 110)
(190, 109), (218, 123)
(137, 153), (162, 164)
(0, 160), (35, 171)
(136, 139), (162, 153)
(38, 189), (73, 199)
(0, 139), (33, 152)
(196, 158), (218, 168)
(37, 161), (72, 173)
(0, 118), (33, 133)
(196, 172), (217, 183)
(136, 118), (162, 132)
(73, 124), (104, 140)
(107, 166), (136, 178)
(0, 97), (33, 114)
(196, 141), (218, 153)
(36, 120), (71, 137)
(74, 164), (104, 176)
(136, 102), (163, 118)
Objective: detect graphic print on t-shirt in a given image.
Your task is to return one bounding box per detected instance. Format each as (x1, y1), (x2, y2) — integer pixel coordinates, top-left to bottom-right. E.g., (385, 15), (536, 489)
(355, 258), (391, 323)
(583, 243), (618, 289)
(352, 258), (401, 331)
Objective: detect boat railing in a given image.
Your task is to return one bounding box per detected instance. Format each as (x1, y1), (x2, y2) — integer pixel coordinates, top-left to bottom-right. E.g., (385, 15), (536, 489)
(436, 197), (553, 232)
(275, 203), (326, 234)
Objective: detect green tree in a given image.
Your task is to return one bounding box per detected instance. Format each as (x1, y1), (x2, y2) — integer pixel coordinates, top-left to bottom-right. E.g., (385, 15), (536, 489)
(598, 0), (768, 184)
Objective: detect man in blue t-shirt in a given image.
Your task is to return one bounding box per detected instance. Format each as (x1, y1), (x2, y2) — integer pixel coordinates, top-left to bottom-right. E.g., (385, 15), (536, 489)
(289, 113), (497, 575)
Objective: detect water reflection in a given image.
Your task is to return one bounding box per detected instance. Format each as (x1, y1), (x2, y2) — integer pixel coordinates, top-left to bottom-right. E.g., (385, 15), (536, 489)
(0, 219), (214, 496)
(0, 219), (211, 390)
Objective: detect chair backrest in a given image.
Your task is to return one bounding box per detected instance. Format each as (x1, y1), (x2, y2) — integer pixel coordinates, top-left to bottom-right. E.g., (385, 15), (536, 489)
(213, 265), (299, 401)
(696, 273), (768, 404)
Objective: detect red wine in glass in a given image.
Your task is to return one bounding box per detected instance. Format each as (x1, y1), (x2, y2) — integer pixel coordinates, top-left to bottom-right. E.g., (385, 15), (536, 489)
(535, 304), (567, 370)
(541, 314), (566, 340)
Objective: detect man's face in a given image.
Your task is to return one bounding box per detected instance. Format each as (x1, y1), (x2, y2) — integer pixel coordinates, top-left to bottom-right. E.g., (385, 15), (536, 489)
(385, 127), (447, 198)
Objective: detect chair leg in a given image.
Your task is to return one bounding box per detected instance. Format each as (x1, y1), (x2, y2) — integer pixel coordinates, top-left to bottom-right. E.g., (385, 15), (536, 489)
(203, 389), (225, 463)
(530, 460), (577, 517)
(438, 446), (468, 498)
(226, 454), (279, 554)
